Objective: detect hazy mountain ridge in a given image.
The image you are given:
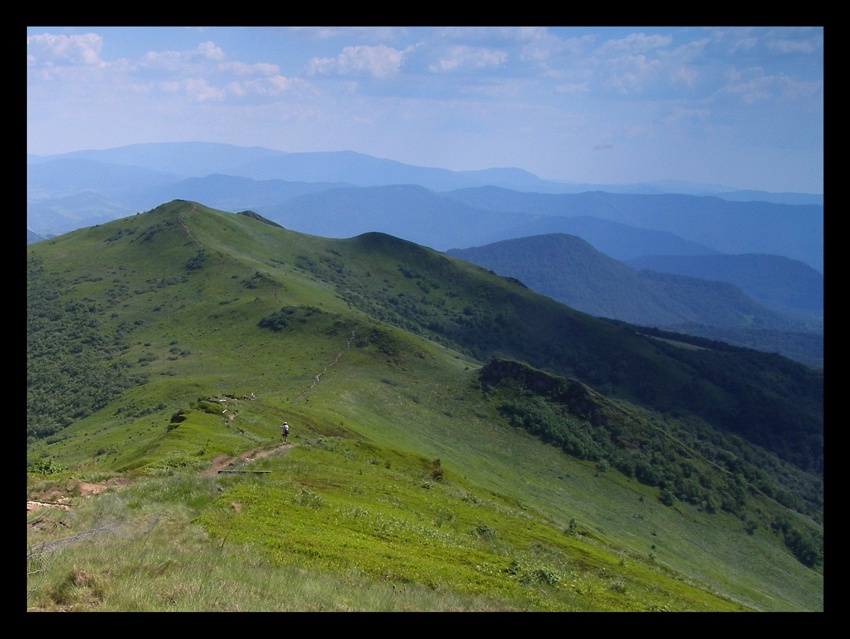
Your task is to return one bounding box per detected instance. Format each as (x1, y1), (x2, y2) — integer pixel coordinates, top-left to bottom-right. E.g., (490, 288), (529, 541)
(27, 156), (180, 198)
(27, 142), (283, 179)
(625, 253), (824, 319)
(468, 214), (721, 261)
(27, 143), (568, 194)
(26, 201), (823, 610)
(262, 183), (537, 250)
(28, 142), (823, 204)
(27, 144), (823, 274)
(26, 143), (823, 370)
(446, 234), (823, 368)
(447, 234), (806, 326)
(27, 229), (49, 244)
(443, 187), (823, 273)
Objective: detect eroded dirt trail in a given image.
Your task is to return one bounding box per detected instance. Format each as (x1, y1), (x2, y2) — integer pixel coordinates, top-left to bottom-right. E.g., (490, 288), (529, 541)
(29, 319), (352, 515)
(27, 444), (294, 515)
(27, 478), (133, 513)
(198, 443), (293, 477)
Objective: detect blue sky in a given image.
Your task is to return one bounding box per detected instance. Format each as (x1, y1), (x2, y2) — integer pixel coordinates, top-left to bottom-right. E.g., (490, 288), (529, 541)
(26, 26), (824, 193)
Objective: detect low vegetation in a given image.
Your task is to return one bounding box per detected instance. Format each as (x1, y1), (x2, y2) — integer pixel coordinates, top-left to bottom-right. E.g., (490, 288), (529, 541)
(26, 201), (823, 611)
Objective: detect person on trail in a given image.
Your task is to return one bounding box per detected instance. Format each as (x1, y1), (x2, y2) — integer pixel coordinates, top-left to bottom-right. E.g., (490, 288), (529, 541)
(281, 421), (289, 444)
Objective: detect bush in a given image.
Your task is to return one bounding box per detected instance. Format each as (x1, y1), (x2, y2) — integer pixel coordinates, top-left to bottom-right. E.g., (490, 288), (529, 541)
(430, 458), (444, 482)
(28, 458), (64, 475)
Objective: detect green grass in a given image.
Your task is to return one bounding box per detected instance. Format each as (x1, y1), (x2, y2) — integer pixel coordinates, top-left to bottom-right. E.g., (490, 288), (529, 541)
(27, 202), (823, 611)
(28, 436), (751, 612)
(27, 353), (822, 610)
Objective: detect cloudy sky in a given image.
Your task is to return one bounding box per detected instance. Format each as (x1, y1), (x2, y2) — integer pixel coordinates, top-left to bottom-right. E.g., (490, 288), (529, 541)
(26, 26), (824, 194)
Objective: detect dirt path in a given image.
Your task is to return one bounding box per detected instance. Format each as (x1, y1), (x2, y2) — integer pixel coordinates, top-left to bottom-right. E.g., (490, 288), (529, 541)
(29, 310), (349, 515)
(28, 444), (293, 515)
(295, 327), (358, 401)
(198, 443), (293, 477)
(27, 478), (133, 513)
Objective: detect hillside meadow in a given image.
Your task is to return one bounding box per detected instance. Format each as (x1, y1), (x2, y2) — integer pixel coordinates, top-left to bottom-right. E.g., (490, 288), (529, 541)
(27, 202), (823, 611)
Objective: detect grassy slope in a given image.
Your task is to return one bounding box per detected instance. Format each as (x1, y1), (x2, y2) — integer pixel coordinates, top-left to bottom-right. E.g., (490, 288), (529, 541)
(26, 202), (823, 611)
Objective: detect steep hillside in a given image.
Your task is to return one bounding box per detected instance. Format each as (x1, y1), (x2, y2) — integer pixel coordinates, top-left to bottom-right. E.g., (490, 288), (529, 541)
(625, 253), (823, 321)
(27, 201), (823, 611)
(447, 234), (800, 328)
(447, 234), (822, 368)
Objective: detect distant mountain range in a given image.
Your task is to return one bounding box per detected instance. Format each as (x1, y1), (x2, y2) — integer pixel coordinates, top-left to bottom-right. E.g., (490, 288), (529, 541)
(447, 234), (823, 369)
(27, 143), (824, 272)
(448, 234), (821, 326)
(442, 188), (823, 273)
(26, 142), (823, 367)
(28, 141), (824, 204)
(625, 253), (824, 320)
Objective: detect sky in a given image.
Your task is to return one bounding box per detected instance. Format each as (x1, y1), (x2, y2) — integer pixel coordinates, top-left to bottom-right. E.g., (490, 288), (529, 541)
(26, 26), (824, 194)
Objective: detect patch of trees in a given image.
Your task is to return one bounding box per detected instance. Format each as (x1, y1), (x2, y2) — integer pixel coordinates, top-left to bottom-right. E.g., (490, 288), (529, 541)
(479, 358), (823, 567)
(257, 305), (324, 332)
(27, 257), (146, 442)
(771, 515), (824, 568)
(185, 250), (206, 271)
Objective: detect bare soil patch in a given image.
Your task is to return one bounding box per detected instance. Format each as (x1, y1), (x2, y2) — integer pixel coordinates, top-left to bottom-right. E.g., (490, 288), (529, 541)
(28, 445), (292, 515)
(198, 443), (292, 477)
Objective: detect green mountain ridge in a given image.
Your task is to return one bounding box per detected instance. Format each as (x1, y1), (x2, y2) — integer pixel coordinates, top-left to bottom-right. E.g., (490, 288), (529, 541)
(26, 201), (823, 611)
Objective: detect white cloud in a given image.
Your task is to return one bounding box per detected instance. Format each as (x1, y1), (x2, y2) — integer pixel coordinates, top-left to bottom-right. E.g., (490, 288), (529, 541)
(140, 40), (228, 71)
(26, 32), (105, 67)
(720, 68), (773, 104)
(197, 41), (226, 61)
(778, 75), (823, 101)
(43, 37), (296, 102)
(226, 81), (248, 97)
(525, 33), (596, 68)
(268, 75), (295, 92)
(671, 66), (699, 87)
(307, 44), (406, 78)
(141, 49), (188, 70)
(294, 26), (409, 42)
(555, 82), (590, 96)
(184, 78), (226, 102)
(603, 54), (662, 94)
(227, 75), (296, 96)
(595, 33), (672, 56)
(768, 38), (819, 54)
(716, 66), (817, 105)
(219, 61), (281, 76)
(428, 46), (508, 73)
(725, 32), (759, 55)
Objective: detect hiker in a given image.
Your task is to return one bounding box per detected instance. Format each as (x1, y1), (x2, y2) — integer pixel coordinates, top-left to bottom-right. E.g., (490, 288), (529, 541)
(281, 421), (290, 444)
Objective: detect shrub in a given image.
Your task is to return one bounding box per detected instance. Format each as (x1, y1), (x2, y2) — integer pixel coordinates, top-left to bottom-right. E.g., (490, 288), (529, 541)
(28, 458), (64, 475)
